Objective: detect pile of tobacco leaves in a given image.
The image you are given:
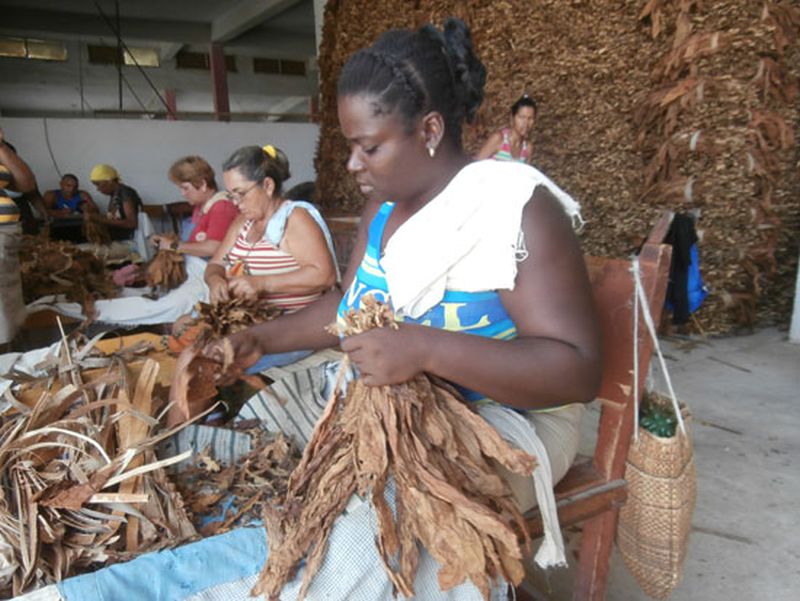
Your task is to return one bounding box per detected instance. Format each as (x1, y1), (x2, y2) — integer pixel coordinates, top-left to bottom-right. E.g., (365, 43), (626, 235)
(252, 297), (536, 601)
(0, 333), (197, 597)
(19, 236), (117, 314)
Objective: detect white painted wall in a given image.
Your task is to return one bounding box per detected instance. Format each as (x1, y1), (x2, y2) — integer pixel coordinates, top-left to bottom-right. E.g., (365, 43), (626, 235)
(1, 117), (320, 210)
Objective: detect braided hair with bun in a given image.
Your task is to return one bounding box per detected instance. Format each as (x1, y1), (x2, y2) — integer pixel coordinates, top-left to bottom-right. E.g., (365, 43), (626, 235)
(337, 18), (486, 149)
(222, 145), (291, 195)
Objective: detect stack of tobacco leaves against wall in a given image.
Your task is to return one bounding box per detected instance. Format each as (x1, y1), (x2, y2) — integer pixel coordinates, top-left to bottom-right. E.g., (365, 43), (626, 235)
(252, 296), (536, 601)
(0, 332), (198, 597)
(19, 235), (117, 314)
(145, 235), (187, 294)
(172, 430), (299, 537)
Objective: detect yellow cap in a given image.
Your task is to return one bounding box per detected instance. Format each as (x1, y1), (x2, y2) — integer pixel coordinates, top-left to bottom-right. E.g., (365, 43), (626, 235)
(90, 164), (119, 182)
(0, 165), (11, 190)
(262, 144), (277, 159)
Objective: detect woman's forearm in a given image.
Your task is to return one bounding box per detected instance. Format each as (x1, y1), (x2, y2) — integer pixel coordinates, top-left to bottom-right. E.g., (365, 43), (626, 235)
(179, 239), (220, 258)
(250, 288), (343, 354)
(0, 144), (37, 193)
(204, 262), (226, 286)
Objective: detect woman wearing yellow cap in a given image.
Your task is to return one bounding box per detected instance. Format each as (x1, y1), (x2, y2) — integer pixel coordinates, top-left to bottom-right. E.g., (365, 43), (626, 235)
(87, 163), (142, 240)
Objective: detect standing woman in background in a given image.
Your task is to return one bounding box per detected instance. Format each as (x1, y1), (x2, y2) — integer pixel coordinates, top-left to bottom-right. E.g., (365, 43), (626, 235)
(476, 94), (537, 164)
(0, 127), (35, 347)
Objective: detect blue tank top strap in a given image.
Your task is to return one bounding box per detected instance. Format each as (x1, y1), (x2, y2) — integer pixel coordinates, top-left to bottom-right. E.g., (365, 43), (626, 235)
(338, 201), (518, 406)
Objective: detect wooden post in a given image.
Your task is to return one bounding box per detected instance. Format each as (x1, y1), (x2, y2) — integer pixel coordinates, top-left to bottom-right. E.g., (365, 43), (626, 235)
(209, 42), (230, 122)
(165, 89), (177, 120)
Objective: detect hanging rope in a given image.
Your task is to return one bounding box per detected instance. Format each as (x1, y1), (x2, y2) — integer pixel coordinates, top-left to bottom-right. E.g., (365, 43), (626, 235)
(630, 256), (687, 438)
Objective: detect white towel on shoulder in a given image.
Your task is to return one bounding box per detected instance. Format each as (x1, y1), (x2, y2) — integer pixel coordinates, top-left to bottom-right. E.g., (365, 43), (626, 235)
(381, 160), (582, 319)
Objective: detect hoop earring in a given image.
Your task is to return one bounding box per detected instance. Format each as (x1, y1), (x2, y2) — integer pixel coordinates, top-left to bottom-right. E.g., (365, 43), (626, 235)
(428, 145), (436, 158)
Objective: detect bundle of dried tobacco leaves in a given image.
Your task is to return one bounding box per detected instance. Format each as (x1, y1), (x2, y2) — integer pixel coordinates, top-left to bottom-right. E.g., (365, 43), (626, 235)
(166, 298), (283, 354)
(146, 244), (187, 293)
(196, 298), (283, 337)
(19, 235), (117, 309)
(168, 336), (268, 426)
(252, 297), (535, 600)
(82, 215), (111, 246)
(0, 334), (197, 597)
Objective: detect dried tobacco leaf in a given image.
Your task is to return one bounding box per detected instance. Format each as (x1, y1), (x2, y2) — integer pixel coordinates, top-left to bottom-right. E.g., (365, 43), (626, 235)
(172, 431), (299, 537)
(82, 217), (111, 245)
(252, 297), (535, 601)
(146, 242), (187, 293)
(19, 236), (117, 310)
(0, 342), (196, 597)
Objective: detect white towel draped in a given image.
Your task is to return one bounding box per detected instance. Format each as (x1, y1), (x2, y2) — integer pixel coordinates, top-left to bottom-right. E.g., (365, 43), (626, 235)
(381, 160), (582, 319)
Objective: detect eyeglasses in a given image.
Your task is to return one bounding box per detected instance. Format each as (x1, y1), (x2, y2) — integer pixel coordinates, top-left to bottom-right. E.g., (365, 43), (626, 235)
(228, 181), (260, 203)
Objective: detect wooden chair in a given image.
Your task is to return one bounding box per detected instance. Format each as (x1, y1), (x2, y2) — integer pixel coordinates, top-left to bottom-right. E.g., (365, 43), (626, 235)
(517, 212), (673, 600)
(313, 210), (673, 600)
(164, 201), (193, 236)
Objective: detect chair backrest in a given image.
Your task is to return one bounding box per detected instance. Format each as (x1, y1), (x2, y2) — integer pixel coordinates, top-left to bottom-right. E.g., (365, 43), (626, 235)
(164, 201), (193, 236)
(587, 212), (673, 480)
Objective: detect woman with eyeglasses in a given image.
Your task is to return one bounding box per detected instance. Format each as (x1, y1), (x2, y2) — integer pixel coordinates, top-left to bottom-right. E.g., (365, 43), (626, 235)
(204, 144), (338, 321)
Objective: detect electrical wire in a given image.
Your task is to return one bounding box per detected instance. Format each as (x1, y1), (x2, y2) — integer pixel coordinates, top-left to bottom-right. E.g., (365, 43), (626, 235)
(92, 0), (174, 117)
(42, 118), (62, 179)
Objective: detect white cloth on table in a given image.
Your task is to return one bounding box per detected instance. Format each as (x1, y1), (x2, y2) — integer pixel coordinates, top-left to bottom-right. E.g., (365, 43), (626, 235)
(133, 210), (156, 262)
(380, 159), (582, 320)
(26, 255), (209, 326)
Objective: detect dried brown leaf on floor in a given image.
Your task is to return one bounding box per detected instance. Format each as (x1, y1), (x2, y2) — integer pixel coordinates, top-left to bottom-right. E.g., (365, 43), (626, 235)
(252, 297), (535, 601)
(752, 57), (799, 103)
(652, 32), (724, 81)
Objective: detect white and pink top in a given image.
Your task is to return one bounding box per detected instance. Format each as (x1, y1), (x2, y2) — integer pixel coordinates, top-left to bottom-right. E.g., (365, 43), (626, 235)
(225, 216), (324, 313)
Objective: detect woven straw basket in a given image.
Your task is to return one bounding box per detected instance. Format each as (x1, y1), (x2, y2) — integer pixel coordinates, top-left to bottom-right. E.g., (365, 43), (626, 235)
(617, 405), (697, 599)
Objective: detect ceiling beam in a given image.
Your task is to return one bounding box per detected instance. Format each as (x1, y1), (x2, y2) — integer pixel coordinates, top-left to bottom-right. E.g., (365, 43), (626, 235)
(0, 8), (210, 45)
(159, 43), (184, 62)
(211, 0), (304, 43)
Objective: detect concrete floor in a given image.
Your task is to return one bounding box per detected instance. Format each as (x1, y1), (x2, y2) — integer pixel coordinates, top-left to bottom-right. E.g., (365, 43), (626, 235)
(526, 327), (800, 600)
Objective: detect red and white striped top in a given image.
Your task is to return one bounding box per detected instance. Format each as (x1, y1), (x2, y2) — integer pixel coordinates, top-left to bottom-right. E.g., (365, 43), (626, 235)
(225, 220), (322, 313)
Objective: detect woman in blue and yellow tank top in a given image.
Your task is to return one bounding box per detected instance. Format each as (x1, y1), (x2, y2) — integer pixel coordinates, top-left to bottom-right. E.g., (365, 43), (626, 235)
(210, 17), (599, 495)
(194, 19), (601, 599)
